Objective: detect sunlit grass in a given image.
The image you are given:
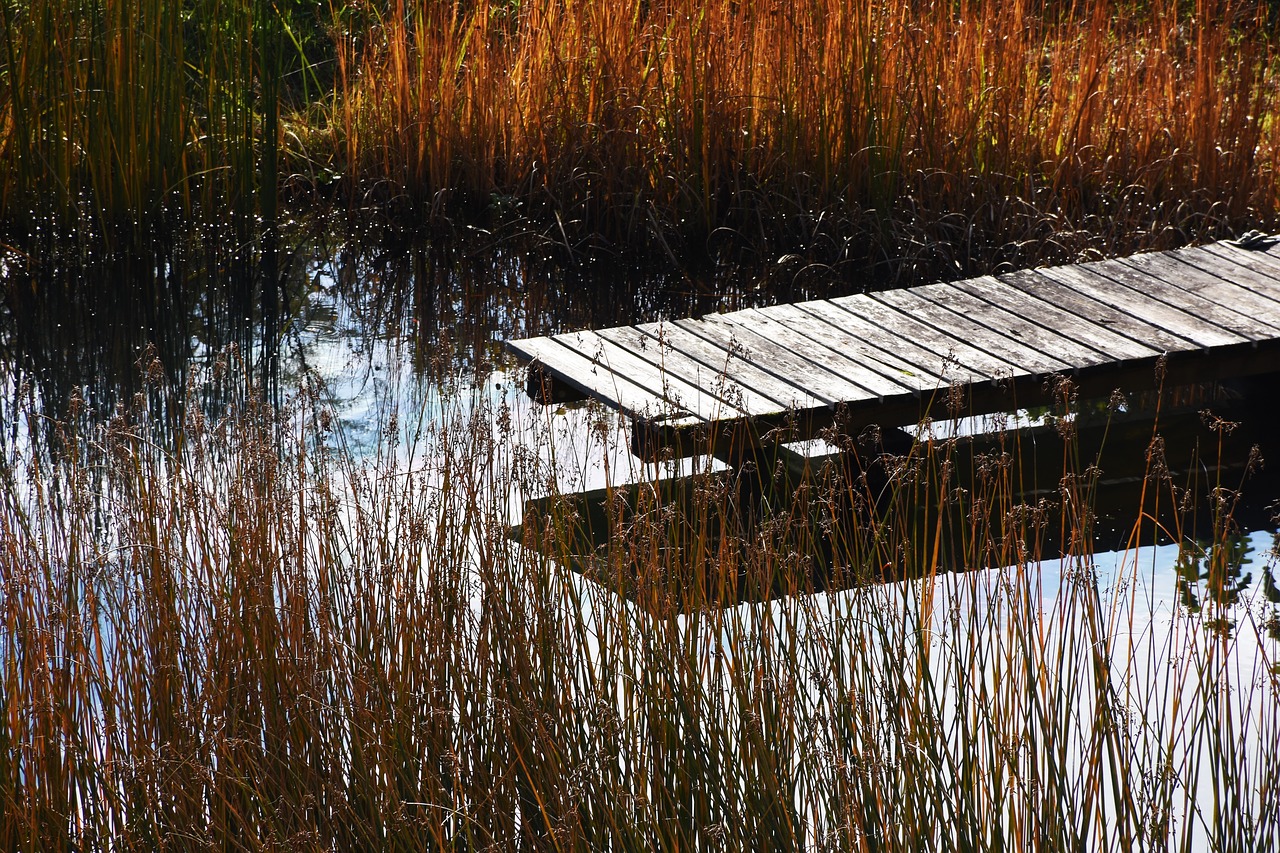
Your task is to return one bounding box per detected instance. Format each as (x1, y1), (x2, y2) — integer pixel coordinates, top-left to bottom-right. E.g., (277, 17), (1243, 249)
(2, 0), (1278, 274)
(1, 365), (1276, 849)
(326, 0), (1280, 268)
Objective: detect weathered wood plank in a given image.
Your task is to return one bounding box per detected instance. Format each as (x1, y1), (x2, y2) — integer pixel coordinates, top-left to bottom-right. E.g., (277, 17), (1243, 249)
(1147, 248), (1280, 323)
(950, 275), (1162, 362)
(728, 304), (943, 393)
(912, 280), (1116, 368)
(617, 321), (828, 415)
(785, 300), (961, 385)
(1035, 264), (1242, 349)
(1224, 239), (1280, 274)
(1110, 254), (1280, 338)
(673, 316), (873, 407)
(826, 293), (1025, 379)
(508, 334), (693, 420)
(1200, 242), (1280, 294)
(702, 309), (918, 400)
(553, 329), (755, 423)
(509, 238), (1280, 460)
(592, 324), (784, 418)
(870, 287), (1072, 374)
(998, 269), (1194, 353)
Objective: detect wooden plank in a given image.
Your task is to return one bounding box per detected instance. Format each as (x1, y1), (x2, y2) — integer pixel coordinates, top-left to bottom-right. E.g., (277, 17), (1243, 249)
(911, 280), (1116, 368)
(870, 288), (1073, 374)
(592, 324), (787, 418)
(705, 309), (920, 400)
(1155, 248), (1280, 322)
(1034, 264), (1242, 349)
(1230, 239), (1280, 272)
(617, 321), (828, 415)
(826, 293), (1025, 380)
(747, 302), (952, 389)
(998, 269), (1196, 353)
(509, 238), (1280, 462)
(1110, 254), (1280, 338)
(675, 316), (879, 406)
(1171, 244), (1280, 296)
(1200, 242), (1280, 295)
(546, 329), (759, 423)
(507, 335), (692, 420)
(785, 301), (961, 385)
(1209, 240), (1280, 274)
(950, 275), (1162, 362)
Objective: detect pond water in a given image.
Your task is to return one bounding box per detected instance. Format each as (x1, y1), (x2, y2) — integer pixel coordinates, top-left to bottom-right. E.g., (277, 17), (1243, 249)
(2, 224), (1278, 605)
(4, 225), (1278, 848)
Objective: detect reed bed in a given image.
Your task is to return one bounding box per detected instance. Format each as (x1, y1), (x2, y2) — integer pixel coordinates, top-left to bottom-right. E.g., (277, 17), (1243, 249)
(1, 365), (1277, 850)
(2, 0), (1280, 277)
(326, 0), (1280, 274)
(0, 0), (302, 228)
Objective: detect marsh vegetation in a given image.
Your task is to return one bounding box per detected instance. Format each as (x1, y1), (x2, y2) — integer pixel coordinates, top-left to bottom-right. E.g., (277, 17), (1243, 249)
(2, 0), (1280, 849)
(2, 366), (1279, 849)
(3, 0), (1280, 276)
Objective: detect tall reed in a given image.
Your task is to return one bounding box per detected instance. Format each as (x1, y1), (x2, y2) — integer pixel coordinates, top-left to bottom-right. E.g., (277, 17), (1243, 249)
(323, 0), (1280, 274)
(1, 364), (1276, 849)
(2, 0), (1278, 275)
(0, 0), (305, 229)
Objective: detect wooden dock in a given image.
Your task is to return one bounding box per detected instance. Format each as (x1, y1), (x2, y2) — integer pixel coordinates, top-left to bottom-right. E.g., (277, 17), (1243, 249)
(507, 237), (1280, 459)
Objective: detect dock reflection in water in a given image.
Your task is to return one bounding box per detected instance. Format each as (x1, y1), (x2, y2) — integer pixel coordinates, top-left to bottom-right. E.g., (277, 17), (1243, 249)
(517, 377), (1280, 612)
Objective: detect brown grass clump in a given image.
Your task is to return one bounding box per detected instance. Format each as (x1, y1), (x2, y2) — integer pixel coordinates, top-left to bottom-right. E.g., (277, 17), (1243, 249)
(1, 0), (1279, 277)
(1, 366), (1277, 849)
(319, 0), (1280, 274)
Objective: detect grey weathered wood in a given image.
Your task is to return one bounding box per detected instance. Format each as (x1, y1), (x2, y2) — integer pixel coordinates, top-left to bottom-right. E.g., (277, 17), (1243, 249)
(913, 280), (1115, 368)
(1149, 248), (1280, 324)
(1201, 243), (1280, 297)
(701, 309), (916, 400)
(512, 333), (732, 425)
(674, 316), (870, 406)
(785, 300), (958, 385)
(507, 238), (1280, 459)
(1213, 240), (1280, 276)
(827, 294), (1022, 380)
(546, 329), (746, 423)
(950, 275), (1162, 362)
(614, 321), (826, 415)
(871, 287), (1072, 374)
(593, 324), (782, 418)
(1035, 264), (1242, 349)
(1256, 240), (1280, 263)
(507, 335), (662, 414)
(998, 269), (1194, 353)
(728, 304), (941, 393)
(1111, 254), (1280, 338)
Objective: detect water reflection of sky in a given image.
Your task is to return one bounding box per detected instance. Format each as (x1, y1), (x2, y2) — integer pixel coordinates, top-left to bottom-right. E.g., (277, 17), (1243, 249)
(282, 280), (434, 456)
(3, 229), (1277, 613)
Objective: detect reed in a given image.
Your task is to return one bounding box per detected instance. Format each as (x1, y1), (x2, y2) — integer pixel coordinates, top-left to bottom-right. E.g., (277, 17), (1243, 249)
(1, 363), (1276, 849)
(317, 0), (1280, 274)
(2, 0), (1279, 276)
(0, 0), (306, 229)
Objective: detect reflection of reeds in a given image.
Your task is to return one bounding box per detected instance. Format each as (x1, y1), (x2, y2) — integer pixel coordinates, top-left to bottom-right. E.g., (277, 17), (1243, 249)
(2, 0), (1279, 271)
(2, 369), (1277, 848)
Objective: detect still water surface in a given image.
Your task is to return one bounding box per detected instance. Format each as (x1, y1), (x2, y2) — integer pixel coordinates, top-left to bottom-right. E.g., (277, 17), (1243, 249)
(3, 228), (1277, 847)
(2, 227), (1278, 608)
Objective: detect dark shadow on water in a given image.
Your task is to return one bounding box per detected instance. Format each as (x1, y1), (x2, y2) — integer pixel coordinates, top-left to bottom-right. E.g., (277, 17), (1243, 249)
(1, 223), (262, 442)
